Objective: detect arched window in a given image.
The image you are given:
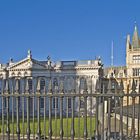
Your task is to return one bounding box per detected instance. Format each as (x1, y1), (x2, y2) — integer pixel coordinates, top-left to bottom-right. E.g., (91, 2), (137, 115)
(66, 77), (75, 92)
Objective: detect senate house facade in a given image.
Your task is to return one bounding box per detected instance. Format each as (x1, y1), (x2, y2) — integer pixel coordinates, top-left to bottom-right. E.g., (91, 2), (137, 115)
(0, 50), (103, 115)
(0, 25), (140, 114)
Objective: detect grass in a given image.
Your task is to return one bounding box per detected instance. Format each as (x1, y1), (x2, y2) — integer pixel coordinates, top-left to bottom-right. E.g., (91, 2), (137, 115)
(0, 117), (95, 138)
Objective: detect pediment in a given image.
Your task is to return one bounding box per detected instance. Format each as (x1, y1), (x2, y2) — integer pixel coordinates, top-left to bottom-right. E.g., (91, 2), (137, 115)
(8, 58), (48, 70)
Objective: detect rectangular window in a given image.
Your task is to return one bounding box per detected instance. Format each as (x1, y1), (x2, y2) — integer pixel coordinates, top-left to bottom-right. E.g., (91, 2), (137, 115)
(133, 68), (140, 76)
(40, 79), (45, 91)
(40, 98), (44, 108)
(4, 97), (6, 108)
(62, 61), (76, 66)
(18, 98), (20, 108)
(112, 82), (115, 89)
(68, 98), (71, 108)
(133, 55), (140, 63)
(53, 97), (58, 109)
(28, 79), (32, 91)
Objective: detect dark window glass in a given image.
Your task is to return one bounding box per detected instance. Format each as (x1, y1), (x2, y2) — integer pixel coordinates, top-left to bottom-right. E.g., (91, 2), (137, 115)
(68, 98), (71, 108)
(53, 97), (58, 108)
(40, 98), (44, 108)
(40, 79), (45, 91)
(28, 79), (32, 91)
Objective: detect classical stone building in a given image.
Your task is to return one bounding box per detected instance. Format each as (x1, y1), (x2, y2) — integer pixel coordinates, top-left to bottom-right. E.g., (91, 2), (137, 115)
(0, 50), (103, 115)
(0, 25), (139, 114)
(104, 25), (140, 105)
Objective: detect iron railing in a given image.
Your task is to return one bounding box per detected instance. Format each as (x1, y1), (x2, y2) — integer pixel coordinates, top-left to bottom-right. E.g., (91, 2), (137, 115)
(0, 77), (140, 140)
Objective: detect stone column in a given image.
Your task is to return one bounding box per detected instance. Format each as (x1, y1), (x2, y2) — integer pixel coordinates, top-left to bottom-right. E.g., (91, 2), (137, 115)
(75, 76), (80, 113)
(76, 76), (80, 94)
(86, 76), (91, 115)
(33, 77), (37, 115)
(46, 77), (51, 113)
(63, 76), (67, 112)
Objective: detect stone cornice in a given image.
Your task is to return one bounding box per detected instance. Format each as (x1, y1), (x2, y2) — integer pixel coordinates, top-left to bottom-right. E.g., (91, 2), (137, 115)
(31, 59), (47, 68)
(54, 66), (101, 71)
(9, 69), (29, 71)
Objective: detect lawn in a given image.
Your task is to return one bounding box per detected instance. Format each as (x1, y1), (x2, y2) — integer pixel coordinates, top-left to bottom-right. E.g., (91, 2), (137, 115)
(0, 117), (95, 138)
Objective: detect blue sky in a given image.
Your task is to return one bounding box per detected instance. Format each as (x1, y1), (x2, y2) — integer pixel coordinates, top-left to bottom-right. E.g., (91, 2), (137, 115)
(0, 0), (140, 66)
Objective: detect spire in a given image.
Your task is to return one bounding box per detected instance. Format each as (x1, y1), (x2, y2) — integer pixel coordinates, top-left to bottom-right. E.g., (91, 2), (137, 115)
(132, 23), (139, 48)
(135, 24), (137, 31)
(126, 34), (130, 49)
(134, 21), (137, 30)
(111, 41), (114, 66)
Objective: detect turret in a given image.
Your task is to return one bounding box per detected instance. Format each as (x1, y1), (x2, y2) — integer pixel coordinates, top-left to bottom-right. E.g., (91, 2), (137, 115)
(126, 34), (130, 50)
(126, 34), (131, 66)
